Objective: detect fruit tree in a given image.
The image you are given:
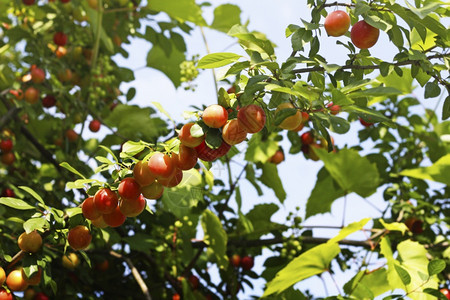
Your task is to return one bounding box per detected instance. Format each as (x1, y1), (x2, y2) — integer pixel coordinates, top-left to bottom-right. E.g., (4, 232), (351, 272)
(0, 0), (449, 299)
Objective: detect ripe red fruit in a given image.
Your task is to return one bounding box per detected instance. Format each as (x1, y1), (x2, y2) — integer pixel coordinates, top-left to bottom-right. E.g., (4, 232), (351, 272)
(24, 87), (40, 104)
(404, 217), (424, 234)
(133, 160), (156, 186)
(301, 131), (315, 145)
(359, 118), (374, 127)
(324, 10), (350, 37)
(118, 177), (141, 200)
(202, 104), (228, 128)
(6, 269), (28, 292)
(189, 274), (199, 289)
(103, 205), (126, 227)
(89, 119), (101, 132)
(141, 182), (164, 199)
(53, 32), (68, 46)
(351, 20), (380, 49)
(34, 292), (49, 300)
(148, 152), (176, 179)
(440, 288), (450, 300)
(68, 225), (92, 250)
(237, 104), (266, 133)
(1, 188), (15, 198)
(269, 150), (284, 165)
(1, 152), (15, 165)
(230, 254), (241, 267)
(327, 103), (341, 115)
(60, 0), (70, 3)
(175, 145), (198, 170)
(158, 168), (183, 188)
(120, 194), (146, 217)
(9, 89), (24, 100)
(30, 66), (45, 84)
(82, 196), (101, 220)
(22, 0), (35, 5)
(42, 95), (56, 108)
(178, 122), (205, 148)
(222, 119), (247, 146)
(240, 255), (254, 271)
(172, 294), (180, 300)
(0, 288), (13, 300)
(94, 188), (119, 214)
(0, 139), (13, 152)
(195, 140), (231, 162)
(65, 129), (78, 142)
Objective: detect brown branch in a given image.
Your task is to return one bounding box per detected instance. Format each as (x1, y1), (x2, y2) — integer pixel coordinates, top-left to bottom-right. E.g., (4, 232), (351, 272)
(110, 251), (152, 300)
(6, 250), (26, 270)
(0, 106), (20, 129)
(292, 54), (449, 74)
(181, 247), (203, 277)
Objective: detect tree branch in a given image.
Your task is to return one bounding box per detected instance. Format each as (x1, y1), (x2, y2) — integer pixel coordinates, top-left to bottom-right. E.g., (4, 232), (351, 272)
(110, 251), (152, 300)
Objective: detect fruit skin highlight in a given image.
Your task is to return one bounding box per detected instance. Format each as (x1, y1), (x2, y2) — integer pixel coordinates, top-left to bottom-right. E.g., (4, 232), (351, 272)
(202, 104), (228, 128)
(68, 225), (92, 250)
(18, 231), (43, 253)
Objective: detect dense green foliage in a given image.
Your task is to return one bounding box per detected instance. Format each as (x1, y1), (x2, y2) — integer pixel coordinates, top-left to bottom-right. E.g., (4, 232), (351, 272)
(0, 0), (449, 299)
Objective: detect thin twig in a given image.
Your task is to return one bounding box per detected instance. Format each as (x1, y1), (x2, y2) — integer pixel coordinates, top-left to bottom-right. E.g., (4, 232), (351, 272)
(110, 251), (152, 300)
(200, 26), (218, 97)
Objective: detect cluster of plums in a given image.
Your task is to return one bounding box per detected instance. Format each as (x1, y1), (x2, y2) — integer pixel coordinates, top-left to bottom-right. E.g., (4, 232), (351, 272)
(0, 138), (15, 166)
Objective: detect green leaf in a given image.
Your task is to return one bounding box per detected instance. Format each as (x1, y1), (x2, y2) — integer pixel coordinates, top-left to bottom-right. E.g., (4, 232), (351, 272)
(443, 96), (450, 120)
(210, 4), (241, 33)
(228, 25), (275, 56)
(19, 186), (46, 207)
(400, 154), (450, 186)
(329, 218), (371, 244)
(202, 209), (228, 269)
(306, 167), (346, 218)
(66, 179), (98, 190)
(332, 89), (354, 106)
(259, 163), (286, 203)
(346, 269), (392, 299)
(246, 204), (280, 239)
(245, 133), (278, 163)
(152, 101), (174, 122)
(348, 86), (404, 98)
(404, 1), (442, 19)
(23, 218), (49, 233)
(263, 242), (340, 296)
(190, 123), (204, 138)
(424, 82), (441, 99)
(274, 108), (297, 126)
(147, 0), (206, 26)
(315, 148), (380, 197)
(0, 197), (36, 210)
(123, 233), (158, 252)
(85, 6), (114, 53)
(394, 264), (411, 286)
(379, 219), (409, 235)
(346, 105), (394, 124)
(60, 162), (86, 179)
(147, 44), (185, 87)
(363, 14), (392, 31)
(121, 141), (146, 157)
(427, 259), (446, 276)
(197, 52), (242, 69)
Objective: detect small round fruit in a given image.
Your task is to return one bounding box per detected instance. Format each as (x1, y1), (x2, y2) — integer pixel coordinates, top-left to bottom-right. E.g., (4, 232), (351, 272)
(404, 217), (424, 234)
(141, 182), (164, 199)
(275, 103), (302, 130)
(230, 254), (241, 268)
(133, 160), (156, 186)
(195, 140), (231, 162)
(62, 253), (80, 270)
(172, 294), (180, 300)
(91, 215), (108, 228)
(269, 150), (284, 164)
(359, 118), (374, 127)
(89, 119), (101, 132)
(6, 269), (28, 291)
(95, 259), (109, 272)
(222, 119), (247, 146)
(148, 152), (175, 179)
(87, 0), (98, 9)
(94, 188), (119, 214)
(350, 20), (380, 49)
(24, 87), (40, 104)
(42, 95), (56, 108)
(118, 177), (141, 200)
(53, 31), (68, 46)
(327, 103), (341, 115)
(178, 122), (204, 148)
(0, 139), (13, 152)
(1, 152), (15, 165)
(9, 89), (23, 100)
(119, 194), (146, 217)
(237, 104), (266, 133)
(68, 225), (92, 250)
(30, 66), (45, 84)
(0, 267), (5, 286)
(158, 168), (183, 188)
(202, 104), (228, 128)
(22, 0), (35, 5)
(34, 292), (49, 300)
(22, 267), (42, 285)
(324, 10), (351, 37)
(103, 205), (126, 227)
(1, 188), (15, 197)
(440, 289), (450, 300)
(18, 231), (42, 253)
(240, 256), (254, 271)
(65, 129), (78, 142)
(0, 288), (13, 300)
(175, 145), (198, 170)
(301, 131), (315, 145)
(82, 196), (101, 220)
